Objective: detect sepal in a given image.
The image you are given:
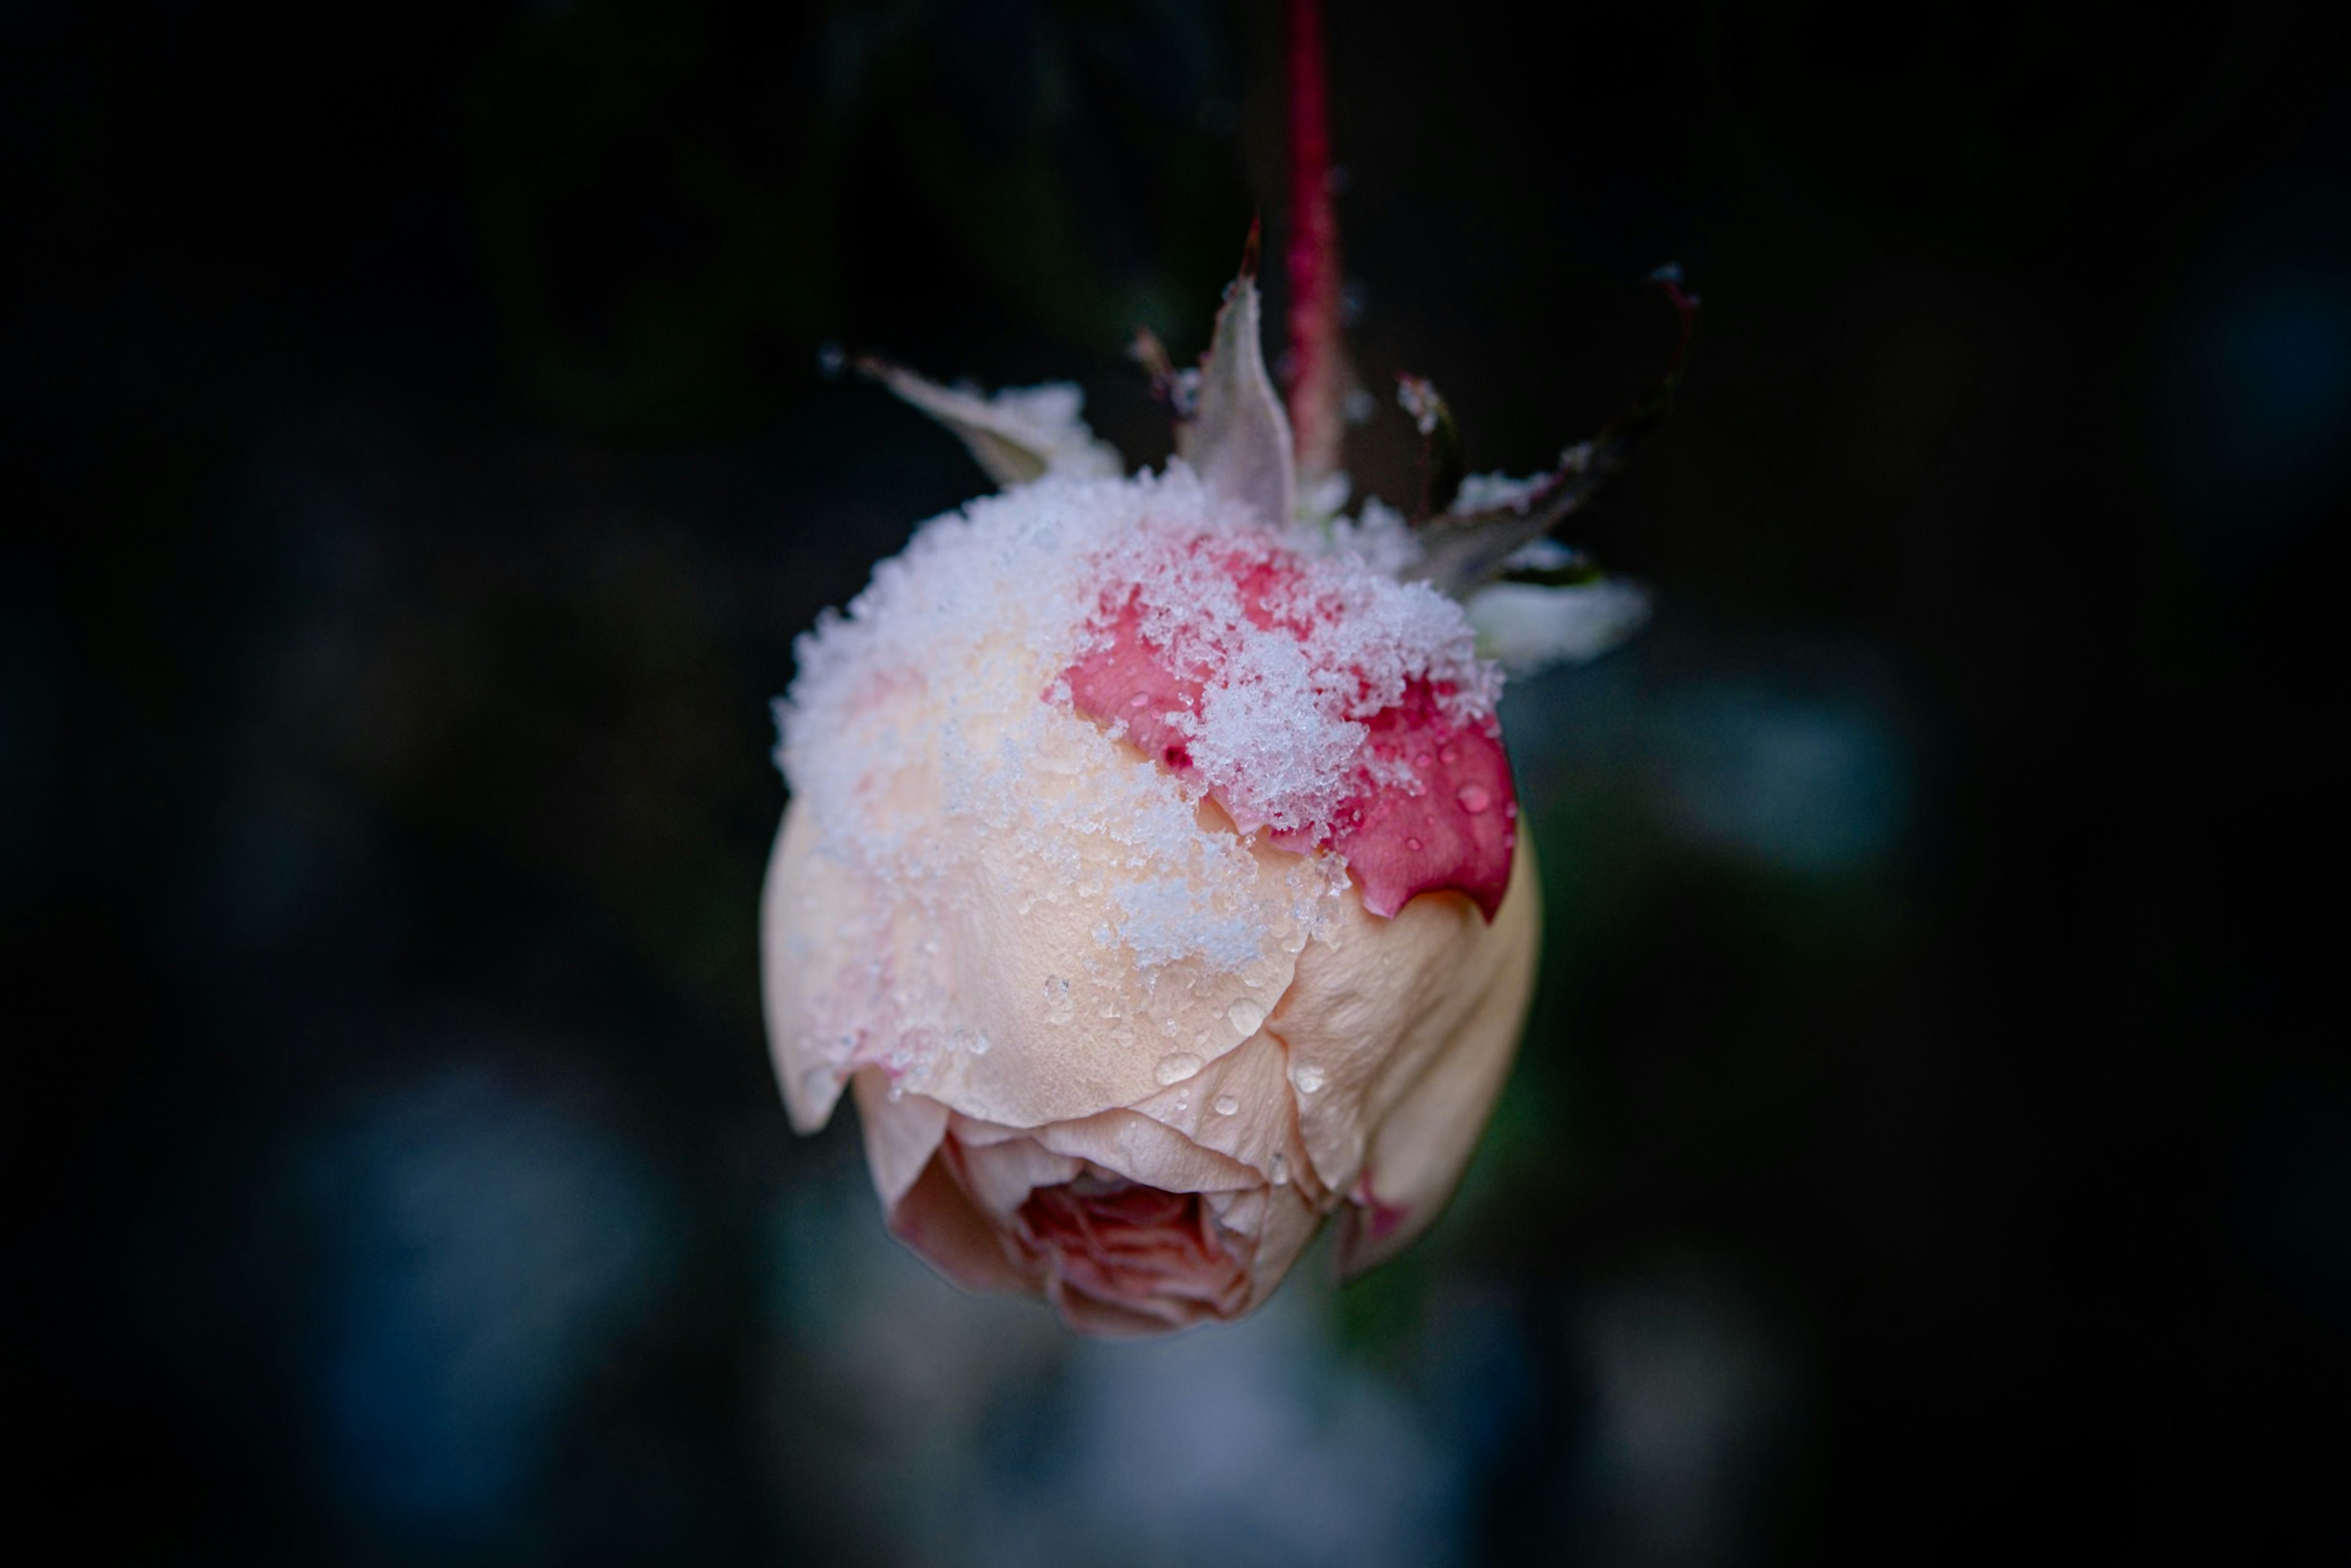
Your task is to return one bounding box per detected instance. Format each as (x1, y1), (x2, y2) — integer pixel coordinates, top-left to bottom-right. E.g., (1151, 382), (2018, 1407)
(1174, 221), (1299, 528)
(858, 358), (1123, 487)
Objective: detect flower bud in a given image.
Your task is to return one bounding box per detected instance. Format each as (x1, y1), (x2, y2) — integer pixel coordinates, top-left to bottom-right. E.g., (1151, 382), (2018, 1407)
(763, 273), (1545, 1334)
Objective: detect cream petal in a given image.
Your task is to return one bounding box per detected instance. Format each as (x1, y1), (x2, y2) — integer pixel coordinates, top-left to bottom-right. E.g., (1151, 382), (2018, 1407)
(1273, 830), (1541, 1203)
(951, 1128), (1085, 1221)
(1214, 1179), (1323, 1313)
(761, 802), (855, 1133)
(1122, 1029), (1302, 1187)
(1027, 1108), (1263, 1195)
(767, 723), (1313, 1136)
(883, 1153), (1034, 1294)
(1331, 851), (1540, 1277)
(849, 1069), (950, 1209)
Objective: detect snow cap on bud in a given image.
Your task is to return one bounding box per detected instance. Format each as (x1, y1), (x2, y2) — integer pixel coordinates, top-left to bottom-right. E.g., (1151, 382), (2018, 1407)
(763, 267), (1547, 1334)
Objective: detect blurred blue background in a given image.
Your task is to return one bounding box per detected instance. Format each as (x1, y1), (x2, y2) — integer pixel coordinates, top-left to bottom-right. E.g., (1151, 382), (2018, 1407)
(6, 1), (2344, 1561)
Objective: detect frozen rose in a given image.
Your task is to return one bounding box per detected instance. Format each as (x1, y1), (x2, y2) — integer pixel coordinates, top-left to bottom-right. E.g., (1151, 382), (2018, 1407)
(761, 261), (1632, 1334)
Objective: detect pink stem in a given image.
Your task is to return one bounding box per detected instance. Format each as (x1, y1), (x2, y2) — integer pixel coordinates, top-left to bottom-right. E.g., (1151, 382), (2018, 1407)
(1285, 0), (1347, 483)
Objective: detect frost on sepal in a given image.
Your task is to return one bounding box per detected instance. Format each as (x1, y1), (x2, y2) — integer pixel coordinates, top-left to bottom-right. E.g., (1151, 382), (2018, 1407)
(1175, 223), (1297, 530)
(858, 358), (1123, 487)
(1465, 576), (1651, 675)
(1404, 443), (1607, 597)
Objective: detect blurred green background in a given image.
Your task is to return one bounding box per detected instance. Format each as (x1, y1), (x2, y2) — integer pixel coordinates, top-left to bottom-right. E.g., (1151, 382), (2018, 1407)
(6, 1), (2344, 1562)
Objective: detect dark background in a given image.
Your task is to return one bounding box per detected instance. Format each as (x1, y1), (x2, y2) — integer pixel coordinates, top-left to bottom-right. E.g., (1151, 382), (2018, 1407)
(7, 1), (2345, 1562)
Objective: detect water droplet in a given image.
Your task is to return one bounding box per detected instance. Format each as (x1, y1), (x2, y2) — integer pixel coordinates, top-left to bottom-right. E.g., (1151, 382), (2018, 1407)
(886, 1081), (906, 1103)
(1405, 836), (1423, 851)
(1439, 745), (1459, 765)
(1130, 691), (1151, 708)
(1414, 752), (1433, 768)
(1457, 784), (1491, 814)
(1155, 1052), (1203, 1086)
(801, 1067), (832, 1099)
(1227, 997), (1268, 1036)
(968, 1031), (991, 1057)
(1271, 1152), (1290, 1186)
(1292, 1063), (1327, 1095)
(1213, 1093), (1240, 1116)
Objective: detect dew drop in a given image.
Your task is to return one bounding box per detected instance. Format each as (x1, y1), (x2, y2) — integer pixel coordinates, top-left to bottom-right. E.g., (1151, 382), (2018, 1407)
(1292, 1063), (1327, 1095)
(1439, 745), (1459, 765)
(969, 1031), (991, 1057)
(1227, 997), (1268, 1036)
(1457, 784), (1492, 814)
(1405, 836), (1423, 852)
(1213, 1093), (1240, 1116)
(1271, 1152), (1290, 1186)
(1155, 1052), (1203, 1086)
(1130, 691), (1151, 708)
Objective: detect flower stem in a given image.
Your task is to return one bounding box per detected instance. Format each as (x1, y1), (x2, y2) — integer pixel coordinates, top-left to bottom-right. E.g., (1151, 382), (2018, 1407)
(1285, 0), (1348, 485)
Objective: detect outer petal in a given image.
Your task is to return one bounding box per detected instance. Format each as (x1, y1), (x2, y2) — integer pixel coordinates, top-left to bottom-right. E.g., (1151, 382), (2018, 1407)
(762, 757), (1311, 1137)
(1026, 1109), (1265, 1196)
(1215, 1179), (1324, 1314)
(947, 1122), (1086, 1219)
(1120, 1029), (1305, 1190)
(849, 1067), (950, 1207)
(1330, 839), (1540, 1276)
(1271, 829), (1541, 1229)
(885, 1155), (1034, 1294)
(762, 801), (857, 1132)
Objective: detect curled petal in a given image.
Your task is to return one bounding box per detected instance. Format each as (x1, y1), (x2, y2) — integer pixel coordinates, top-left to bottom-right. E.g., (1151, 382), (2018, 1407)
(1272, 832), (1541, 1243)
(1329, 879), (1539, 1277)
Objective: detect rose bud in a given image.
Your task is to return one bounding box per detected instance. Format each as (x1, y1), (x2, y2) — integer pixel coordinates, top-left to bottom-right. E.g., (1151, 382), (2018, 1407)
(763, 254), (1647, 1334)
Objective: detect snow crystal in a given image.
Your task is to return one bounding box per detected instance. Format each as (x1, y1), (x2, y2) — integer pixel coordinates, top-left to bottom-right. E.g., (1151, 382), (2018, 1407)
(774, 460), (1509, 1092)
(1449, 471), (1551, 515)
(1072, 498), (1498, 845)
(1466, 579), (1652, 674)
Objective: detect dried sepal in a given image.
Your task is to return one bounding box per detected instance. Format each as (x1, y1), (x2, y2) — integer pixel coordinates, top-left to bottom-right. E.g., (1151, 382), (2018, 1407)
(1130, 328), (1200, 421)
(1175, 220), (1299, 528)
(1404, 266), (1701, 598)
(857, 356), (1123, 488)
(1395, 373), (1464, 518)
